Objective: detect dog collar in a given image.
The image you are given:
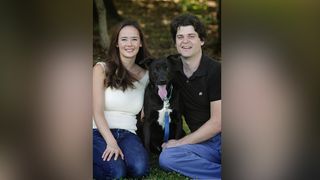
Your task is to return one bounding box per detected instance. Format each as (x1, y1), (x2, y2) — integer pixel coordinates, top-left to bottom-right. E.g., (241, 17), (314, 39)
(163, 85), (173, 102)
(162, 85), (173, 142)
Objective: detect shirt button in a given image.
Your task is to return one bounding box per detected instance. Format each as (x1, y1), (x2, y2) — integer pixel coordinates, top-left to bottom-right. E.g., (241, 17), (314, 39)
(186, 80), (189, 83)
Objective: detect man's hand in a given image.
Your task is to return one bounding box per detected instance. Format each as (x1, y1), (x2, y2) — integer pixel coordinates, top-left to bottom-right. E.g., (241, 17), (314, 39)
(162, 139), (183, 149)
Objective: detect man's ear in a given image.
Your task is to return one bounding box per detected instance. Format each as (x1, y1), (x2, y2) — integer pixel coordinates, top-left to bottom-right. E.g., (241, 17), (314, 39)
(139, 57), (154, 69)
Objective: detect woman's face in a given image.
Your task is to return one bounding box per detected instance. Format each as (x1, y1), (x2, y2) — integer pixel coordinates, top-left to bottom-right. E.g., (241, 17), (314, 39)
(117, 25), (142, 61)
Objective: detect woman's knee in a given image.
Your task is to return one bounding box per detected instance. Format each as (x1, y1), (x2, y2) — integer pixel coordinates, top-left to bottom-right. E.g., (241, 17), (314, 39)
(98, 160), (126, 179)
(111, 166), (126, 179)
(129, 158), (149, 177)
(131, 164), (149, 177)
(93, 165), (126, 180)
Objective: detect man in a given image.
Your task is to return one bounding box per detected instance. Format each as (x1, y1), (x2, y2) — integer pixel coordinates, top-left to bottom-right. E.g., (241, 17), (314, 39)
(159, 14), (221, 179)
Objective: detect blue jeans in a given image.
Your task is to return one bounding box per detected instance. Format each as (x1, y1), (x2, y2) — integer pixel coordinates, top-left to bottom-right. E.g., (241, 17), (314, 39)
(159, 133), (221, 179)
(93, 129), (149, 180)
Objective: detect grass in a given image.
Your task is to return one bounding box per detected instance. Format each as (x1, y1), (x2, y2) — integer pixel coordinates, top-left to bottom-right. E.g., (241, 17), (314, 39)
(135, 118), (190, 179)
(137, 153), (190, 180)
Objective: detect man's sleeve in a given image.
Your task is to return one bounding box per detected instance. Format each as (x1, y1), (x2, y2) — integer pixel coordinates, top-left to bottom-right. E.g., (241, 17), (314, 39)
(208, 62), (221, 101)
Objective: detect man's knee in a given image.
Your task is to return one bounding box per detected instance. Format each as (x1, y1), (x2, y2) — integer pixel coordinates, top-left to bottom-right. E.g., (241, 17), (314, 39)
(159, 149), (178, 171)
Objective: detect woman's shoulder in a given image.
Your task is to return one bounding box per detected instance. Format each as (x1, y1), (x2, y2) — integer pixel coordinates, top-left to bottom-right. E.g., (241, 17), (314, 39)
(94, 62), (107, 71)
(93, 62), (107, 79)
(140, 70), (148, 80)
(137, 66), (148, 80)
(138, 70), (149, 86)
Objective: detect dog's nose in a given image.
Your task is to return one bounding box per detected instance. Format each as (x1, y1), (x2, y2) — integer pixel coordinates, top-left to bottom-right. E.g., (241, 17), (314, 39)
(159, 80), (167, 85)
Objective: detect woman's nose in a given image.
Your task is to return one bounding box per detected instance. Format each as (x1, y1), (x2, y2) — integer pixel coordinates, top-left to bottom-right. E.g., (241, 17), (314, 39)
(127, 40), (133, 46)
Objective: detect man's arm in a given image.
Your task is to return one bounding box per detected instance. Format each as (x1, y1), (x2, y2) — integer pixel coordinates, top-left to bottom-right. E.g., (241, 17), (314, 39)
(163, 100), (221, 148)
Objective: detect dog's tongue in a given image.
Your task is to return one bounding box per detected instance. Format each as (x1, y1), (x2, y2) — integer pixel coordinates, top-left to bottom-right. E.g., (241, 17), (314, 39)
(158, 85), (167, 100)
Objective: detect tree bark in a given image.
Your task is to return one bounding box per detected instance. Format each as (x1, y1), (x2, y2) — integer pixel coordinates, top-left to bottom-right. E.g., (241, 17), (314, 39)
(94, 0), (109, 50)
(104, 0), (122, 22)
(216, 0), (221, 58)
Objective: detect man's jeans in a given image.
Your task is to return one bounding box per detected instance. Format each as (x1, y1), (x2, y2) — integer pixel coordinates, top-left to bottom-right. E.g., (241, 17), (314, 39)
(93, 129), (149, 180)
(159, 133), (221, 179)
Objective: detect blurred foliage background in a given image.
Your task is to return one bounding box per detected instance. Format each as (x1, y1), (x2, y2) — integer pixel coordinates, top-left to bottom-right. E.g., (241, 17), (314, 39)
(93, 0), (220, 64)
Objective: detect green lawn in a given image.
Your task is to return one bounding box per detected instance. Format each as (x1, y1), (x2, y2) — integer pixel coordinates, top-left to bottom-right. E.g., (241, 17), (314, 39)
(137, 153), (189, 180)
(136, 118), (190, 179)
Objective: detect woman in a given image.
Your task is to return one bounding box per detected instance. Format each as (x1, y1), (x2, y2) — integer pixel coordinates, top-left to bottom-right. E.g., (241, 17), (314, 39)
(93, 20), (150, 179)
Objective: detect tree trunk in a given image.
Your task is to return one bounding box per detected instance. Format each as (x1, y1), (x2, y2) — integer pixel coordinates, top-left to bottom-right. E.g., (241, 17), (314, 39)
(94, 0), (109, 50)
(216, 0), (221, 58)
(104, 0), (122, 22)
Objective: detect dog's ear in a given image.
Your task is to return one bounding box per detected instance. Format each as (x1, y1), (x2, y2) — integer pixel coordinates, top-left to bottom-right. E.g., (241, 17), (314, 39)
(167, 54), (180, 65)
(139, 57), (154, 69)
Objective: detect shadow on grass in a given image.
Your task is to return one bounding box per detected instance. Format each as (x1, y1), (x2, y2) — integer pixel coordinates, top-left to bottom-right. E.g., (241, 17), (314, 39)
(136, 153), (190, 180)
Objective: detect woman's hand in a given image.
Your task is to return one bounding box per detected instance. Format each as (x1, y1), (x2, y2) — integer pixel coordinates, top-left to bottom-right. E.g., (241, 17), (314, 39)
(102, 141), (124, 161)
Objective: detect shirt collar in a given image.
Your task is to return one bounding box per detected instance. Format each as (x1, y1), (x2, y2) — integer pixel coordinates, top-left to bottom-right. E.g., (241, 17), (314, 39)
(172, 54), (208, 79)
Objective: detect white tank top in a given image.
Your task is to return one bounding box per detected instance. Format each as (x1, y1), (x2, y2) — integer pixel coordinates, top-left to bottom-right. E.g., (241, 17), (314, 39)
(93, 62), (149, 134)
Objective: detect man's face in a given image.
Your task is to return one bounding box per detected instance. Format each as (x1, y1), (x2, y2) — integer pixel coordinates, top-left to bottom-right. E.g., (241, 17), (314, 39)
(175, 25), (204, 59)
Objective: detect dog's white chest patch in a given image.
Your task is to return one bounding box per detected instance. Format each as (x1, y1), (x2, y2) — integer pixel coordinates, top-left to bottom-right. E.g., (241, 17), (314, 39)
(157, 100), (172, 129)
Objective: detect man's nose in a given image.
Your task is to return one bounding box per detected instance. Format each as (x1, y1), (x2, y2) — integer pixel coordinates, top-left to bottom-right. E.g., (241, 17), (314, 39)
(182, 37), (189, 43)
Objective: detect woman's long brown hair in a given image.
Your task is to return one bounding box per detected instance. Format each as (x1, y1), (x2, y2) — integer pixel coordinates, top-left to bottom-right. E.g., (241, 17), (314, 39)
(104, 20), (151, 91)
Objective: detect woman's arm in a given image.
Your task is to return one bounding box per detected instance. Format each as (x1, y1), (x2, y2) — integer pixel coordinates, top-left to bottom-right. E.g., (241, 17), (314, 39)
(93, 64), (124, 161)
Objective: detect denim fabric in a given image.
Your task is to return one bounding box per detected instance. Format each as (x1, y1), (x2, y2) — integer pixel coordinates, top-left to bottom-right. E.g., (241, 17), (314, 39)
(159, 133), (221, 179)
(93, 129), (149, 180)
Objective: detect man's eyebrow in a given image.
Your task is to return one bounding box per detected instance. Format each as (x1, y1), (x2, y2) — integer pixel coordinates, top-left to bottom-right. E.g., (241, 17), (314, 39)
(176, 33), (197, 36)
(188, 33), (197, 35)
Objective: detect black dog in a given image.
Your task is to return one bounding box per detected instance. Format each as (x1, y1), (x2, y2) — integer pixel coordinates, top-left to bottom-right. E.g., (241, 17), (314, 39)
(137, 57), (184, 154)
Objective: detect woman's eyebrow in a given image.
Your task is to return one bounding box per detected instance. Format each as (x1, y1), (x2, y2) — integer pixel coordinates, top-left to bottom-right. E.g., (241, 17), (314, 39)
(120, 36), (139, 38)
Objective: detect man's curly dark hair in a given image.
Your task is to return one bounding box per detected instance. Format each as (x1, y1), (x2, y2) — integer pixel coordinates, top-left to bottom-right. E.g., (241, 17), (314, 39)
(170, 13), (207, 44)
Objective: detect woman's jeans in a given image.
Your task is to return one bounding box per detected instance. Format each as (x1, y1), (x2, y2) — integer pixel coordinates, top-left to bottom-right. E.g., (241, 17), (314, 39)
(93, 129), (149, 180)
(159, 133), (221, 179)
